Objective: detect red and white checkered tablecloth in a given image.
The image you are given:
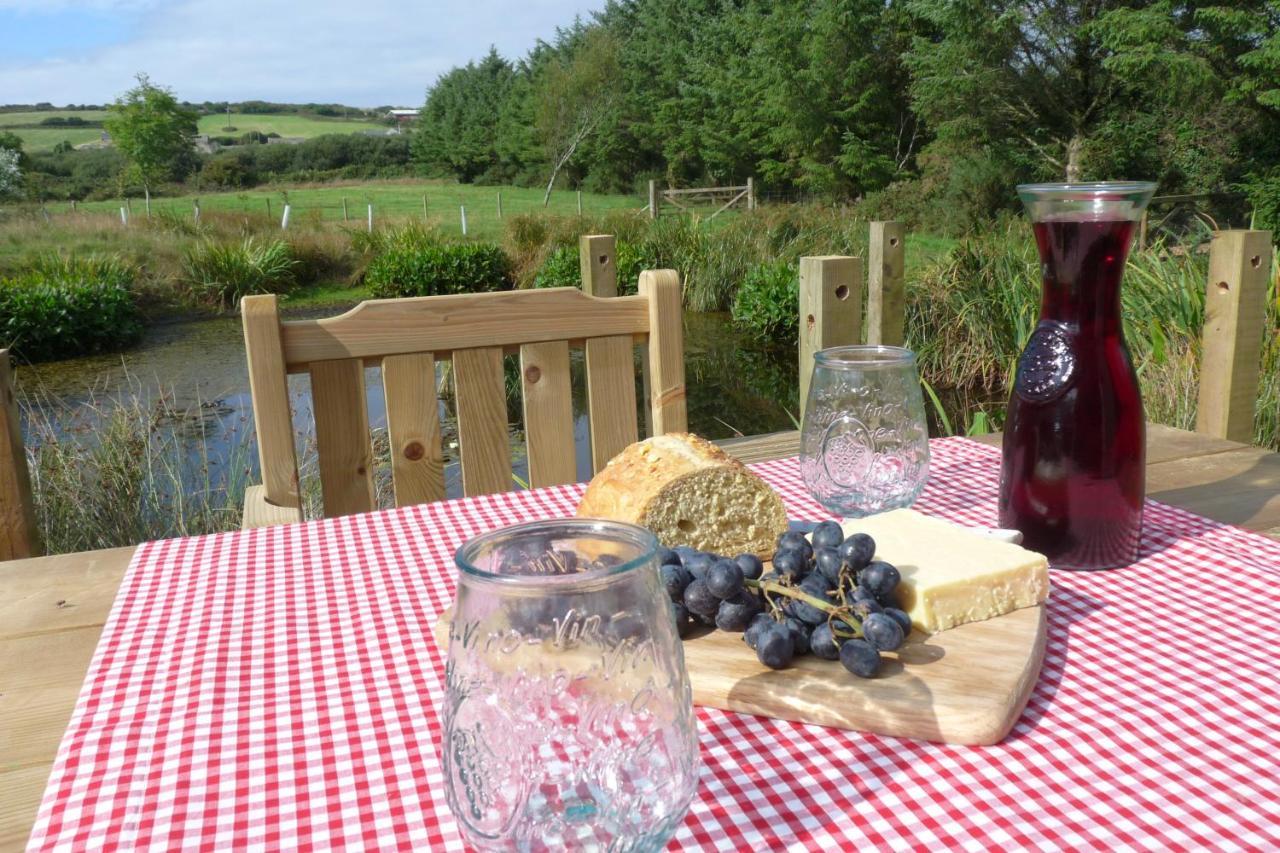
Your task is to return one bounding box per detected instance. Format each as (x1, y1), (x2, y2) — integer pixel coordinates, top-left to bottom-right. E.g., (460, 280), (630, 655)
(26, 437), (1280, 851)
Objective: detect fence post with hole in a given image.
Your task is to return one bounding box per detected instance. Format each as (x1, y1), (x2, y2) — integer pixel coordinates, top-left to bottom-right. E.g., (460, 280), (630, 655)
(0, 348), (40, 560)
(579, 234), (617, 297)
(867, 221), (906, 346)
(648, 180), (658, 220)
(799, 256), (863, 420)
(281, 204), (291, 230)
(1195, 229), (1273, 442)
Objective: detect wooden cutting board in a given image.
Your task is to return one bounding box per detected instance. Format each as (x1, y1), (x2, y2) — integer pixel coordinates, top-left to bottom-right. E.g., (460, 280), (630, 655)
(434, 601), (1046, 747)
(679, 603), (1046, 745)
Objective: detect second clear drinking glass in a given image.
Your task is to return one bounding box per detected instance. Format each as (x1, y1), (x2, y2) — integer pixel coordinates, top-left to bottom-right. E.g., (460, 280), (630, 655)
(799, 345), (930, 517)
(443, 519), (699, 851)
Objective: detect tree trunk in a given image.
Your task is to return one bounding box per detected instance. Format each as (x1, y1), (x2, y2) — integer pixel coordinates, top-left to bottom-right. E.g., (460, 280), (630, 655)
(1065, 136), (1084, 183)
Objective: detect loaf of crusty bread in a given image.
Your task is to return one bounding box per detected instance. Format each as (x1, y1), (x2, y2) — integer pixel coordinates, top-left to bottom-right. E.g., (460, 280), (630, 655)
(576, 433), (788, 557)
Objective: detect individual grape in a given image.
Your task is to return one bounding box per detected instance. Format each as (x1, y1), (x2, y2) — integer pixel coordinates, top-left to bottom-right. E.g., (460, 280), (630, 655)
(735, 553), (765, 581)
(777, 530), (810, 552)
(860, 561), (901, 598)
(706, 558), (745, 599)
(786, 594), (829, 626)
(661, 563), (692, 602)
(772, 549), (807, 580)
(810, 520), (844, 549)
(838, 533), (876, 572)
(683, 578), (720, 617)
(659, 546), (682, 567)
(852, 585), (879, 604)
(683, 551), (713, 580)
(743, 613), (774, 650)
(862, 612), (905, 651)
(671, 602), (696, 638)
(814, 547), (843, 583)
(851, 599), (883, 619)
(756, 625), (794, 669)
(798, 573), (829, 597)
(839, 638), (881, 677)
(809, 623), (840, 660)
(715, 592), (761, 632)
(884, 607), (913, 637)
(878, 591), (901, 610)
(783, 617), (812, 655)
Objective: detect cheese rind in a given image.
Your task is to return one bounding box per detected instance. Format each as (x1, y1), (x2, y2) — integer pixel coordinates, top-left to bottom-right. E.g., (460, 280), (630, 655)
(841, 509), (1050, 634)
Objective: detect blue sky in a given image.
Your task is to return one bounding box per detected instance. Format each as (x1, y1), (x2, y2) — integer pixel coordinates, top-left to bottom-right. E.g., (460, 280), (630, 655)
(0, 1), (604, 106)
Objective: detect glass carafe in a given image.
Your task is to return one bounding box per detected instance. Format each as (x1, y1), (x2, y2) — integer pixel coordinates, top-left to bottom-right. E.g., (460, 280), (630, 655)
(998, 181), (1156, 570)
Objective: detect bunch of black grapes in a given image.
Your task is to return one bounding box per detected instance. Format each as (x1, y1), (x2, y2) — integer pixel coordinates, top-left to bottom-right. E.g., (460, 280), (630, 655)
(659, 521), (911, 677)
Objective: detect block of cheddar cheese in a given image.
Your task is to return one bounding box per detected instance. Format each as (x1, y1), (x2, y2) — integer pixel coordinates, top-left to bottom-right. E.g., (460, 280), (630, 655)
(841, 509), (1050, 634)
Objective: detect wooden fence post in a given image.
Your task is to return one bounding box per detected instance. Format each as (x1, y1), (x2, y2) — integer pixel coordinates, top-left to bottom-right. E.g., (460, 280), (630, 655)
(193, 199), (200, 224)
(341, 196), (349, 222)
(579, 234), (617, 297)
(1195, 229), (1273, 442)
(367, 204), (373, 234)
(120, 207), (128, 226)
(425, 194), (430, 218)
(0, 349), (40, 560)
(867, 221), (906, 346)
(460, 206), (467, 236)
(747, 176), (756, 211)
(648, 180), (658, 220)
(577, 190), (583, 215)
(799, 256), (863, 420)
(70, 200), (76, 213)
(281, 204), (291, 230)
(265, 197), (271, 219)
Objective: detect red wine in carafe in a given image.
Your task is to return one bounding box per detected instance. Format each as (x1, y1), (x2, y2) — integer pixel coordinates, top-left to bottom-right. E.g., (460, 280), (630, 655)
(998, 216), (1145, 569)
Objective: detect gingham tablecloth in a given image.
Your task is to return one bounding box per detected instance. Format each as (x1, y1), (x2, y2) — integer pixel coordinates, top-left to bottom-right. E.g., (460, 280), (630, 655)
(27, 437), (1280, 851)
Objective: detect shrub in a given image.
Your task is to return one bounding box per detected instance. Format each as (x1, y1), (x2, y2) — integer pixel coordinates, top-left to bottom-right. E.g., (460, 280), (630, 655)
(0, 255), (142, 362)
(730, 260), (798, 347)
(366, 242), (513, 298)
(183, 238), (297, 307)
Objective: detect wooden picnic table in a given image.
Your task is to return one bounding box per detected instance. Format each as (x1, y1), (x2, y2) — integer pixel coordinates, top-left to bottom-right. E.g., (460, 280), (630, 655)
(1, 423), (1278, 850)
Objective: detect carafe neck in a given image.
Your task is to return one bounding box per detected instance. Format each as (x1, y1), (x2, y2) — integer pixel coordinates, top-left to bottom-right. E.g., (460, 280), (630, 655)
(1033, 217), (1134, 336)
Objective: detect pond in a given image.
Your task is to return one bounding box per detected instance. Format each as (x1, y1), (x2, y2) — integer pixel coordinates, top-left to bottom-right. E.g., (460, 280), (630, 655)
(16, 309), (799, 502)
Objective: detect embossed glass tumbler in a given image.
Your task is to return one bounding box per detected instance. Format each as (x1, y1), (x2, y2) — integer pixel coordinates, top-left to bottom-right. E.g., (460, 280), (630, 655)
(444, 519), (699, 852)
(999, 181), (1156, 570)
(800, 345), (931, 517)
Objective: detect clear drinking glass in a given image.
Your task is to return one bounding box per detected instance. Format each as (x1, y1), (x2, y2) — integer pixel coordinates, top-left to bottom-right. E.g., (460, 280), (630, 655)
(444, 519), (699, 851)
(799, 345), (930, 517)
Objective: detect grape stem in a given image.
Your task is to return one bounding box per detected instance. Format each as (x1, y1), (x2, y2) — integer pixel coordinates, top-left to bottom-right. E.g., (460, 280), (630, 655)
(744, 578), (864, 638)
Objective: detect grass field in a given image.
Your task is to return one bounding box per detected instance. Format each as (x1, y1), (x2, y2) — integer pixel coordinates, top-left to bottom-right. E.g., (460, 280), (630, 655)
(194, 112), (384, 138)
(1, 109), (386, 151)
(68, 180), (642, 240)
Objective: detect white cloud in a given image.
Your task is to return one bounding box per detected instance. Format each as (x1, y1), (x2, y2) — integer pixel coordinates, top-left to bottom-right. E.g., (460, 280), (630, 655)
(0, 0), (600, 106)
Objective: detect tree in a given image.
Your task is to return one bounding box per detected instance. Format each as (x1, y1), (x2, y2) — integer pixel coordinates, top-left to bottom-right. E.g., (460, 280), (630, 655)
(412, 49), (516, 182)
(532, 27), (622, 205)
(0, 148), (20, 199)
(103, 73), (198, 212)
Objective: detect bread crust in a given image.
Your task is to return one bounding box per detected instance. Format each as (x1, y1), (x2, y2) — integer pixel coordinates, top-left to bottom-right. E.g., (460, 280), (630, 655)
(576, 433), (787, 554)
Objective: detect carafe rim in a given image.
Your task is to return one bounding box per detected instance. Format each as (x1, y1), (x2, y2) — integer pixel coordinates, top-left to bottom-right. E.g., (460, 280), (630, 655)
(814, 344), (915, 368)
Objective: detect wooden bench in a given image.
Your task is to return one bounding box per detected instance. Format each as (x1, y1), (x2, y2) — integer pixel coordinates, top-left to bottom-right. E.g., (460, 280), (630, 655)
(240, 271), (686, 525)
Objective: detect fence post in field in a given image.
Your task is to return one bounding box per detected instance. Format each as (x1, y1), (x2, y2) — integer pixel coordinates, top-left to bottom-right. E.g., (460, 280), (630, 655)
(577, 190), (583, 215)
(0, 349), (40, 561)
(460, 206), (467, 236)
(120, 207), (128, 226)
(125, 198), (132, 215)
(281, 204), (291, 230)
(342, 196), (349, 222)
(579, 235), (617, 297)
(648, 180), (658, 220)
(367, 204), (373, 234)
(70, 200), (76, 213)
(265, 197), (271, 219)
(496, 192), (502, 219)
(867, 221), (906, 347)
(424, 194), (430, 219)
(1195, 229), (1273, 442)
(193, 199), (200, 224)
(747, 177), (756, 211)
(799, 256), (863, 420)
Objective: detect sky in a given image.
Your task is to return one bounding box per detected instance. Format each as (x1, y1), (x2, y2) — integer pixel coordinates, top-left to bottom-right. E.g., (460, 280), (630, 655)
(0, 0), (604, 107)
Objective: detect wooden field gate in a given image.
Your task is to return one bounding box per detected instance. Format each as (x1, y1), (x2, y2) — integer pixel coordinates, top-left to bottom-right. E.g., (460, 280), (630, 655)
(647, 178), (756, 220)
